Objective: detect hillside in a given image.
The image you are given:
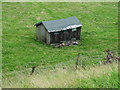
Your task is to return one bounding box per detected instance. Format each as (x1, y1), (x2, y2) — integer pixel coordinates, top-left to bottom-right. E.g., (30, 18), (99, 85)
(2, 63), (118, 88)
(2, 2), (118, 88)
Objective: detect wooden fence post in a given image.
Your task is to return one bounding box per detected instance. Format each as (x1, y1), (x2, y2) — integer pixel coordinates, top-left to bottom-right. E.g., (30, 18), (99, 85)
(75, 53), (80, 69)
(30, 66), (37, 75)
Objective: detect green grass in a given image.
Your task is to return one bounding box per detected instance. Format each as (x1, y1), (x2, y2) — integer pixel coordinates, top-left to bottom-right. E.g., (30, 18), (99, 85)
(2, 2), (118, 72)
(69, 69), (118, 88)
(2, 63), (118, 88)
(2, 2), (118, 88)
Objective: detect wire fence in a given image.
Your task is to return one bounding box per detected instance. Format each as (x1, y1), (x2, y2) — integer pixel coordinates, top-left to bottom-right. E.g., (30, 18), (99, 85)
(3, 50), (119, 76)
(34, 55), (104, 72)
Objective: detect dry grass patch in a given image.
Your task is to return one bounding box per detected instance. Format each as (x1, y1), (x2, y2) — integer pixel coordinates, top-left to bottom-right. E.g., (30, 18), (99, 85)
(2, 63), (118, 88)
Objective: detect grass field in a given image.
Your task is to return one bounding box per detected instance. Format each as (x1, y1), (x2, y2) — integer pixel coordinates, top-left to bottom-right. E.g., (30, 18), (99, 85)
(2, 63), (118, 88)
(2, 2), (118, 88)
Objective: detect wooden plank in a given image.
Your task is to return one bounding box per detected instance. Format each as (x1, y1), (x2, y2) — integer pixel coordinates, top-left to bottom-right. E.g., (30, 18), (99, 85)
(60, 31), (64, 42)
(50, 33), (55, 43)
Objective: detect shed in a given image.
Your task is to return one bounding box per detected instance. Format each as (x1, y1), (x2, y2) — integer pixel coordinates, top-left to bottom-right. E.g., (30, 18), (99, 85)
(34, 16), (82, 45)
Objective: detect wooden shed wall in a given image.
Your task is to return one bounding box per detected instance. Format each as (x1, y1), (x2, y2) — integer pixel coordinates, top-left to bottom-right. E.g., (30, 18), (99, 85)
(36, 24), (50, 44)
(36, 25), (81, 44)
(36, 25), (41, 41)
(76, 27), (81, 40)
(50, 26), (81, 44)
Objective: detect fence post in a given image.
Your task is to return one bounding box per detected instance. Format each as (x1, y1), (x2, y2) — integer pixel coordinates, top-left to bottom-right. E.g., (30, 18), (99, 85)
(75, 53), (80, 69)
(30, 66), (37, 75)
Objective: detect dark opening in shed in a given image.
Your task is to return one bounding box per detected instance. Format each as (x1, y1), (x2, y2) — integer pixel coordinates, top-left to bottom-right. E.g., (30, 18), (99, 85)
(34, 16), (82, 45)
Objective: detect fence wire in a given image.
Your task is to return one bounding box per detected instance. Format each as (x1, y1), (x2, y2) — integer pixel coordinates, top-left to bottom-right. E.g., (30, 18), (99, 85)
(3, 50), (118, 76)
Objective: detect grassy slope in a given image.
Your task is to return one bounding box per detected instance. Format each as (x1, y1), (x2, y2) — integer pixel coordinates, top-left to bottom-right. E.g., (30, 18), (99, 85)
(2, 63), (118, 88)
(2, 2), (118, 72)
(2, 2), (118, 88)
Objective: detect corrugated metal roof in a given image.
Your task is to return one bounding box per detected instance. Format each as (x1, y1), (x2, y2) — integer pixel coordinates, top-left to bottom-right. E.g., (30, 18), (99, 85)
(35, 16), (82, 32)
